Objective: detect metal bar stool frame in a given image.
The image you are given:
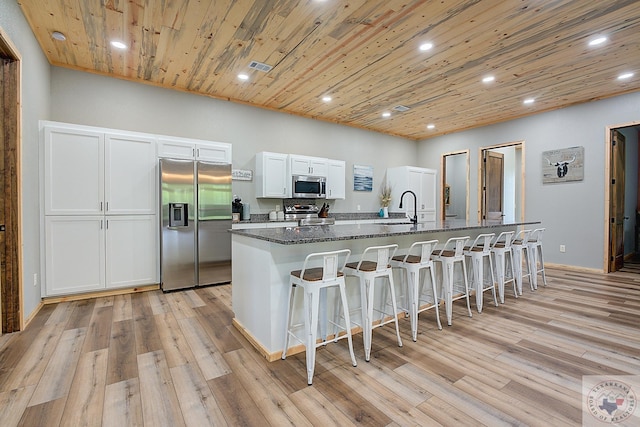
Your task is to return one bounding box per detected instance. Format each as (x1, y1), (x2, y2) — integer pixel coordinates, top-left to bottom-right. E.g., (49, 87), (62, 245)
(464, 233), (499, 313)
(511, 229), (534, 294)
(527, 228), (547, 289)
(391, 240), (442, 341)
(490, 231), (518, 303)
(344, 244), (403, 362)
(431, 236), (473, 326)
(282, 249), (357, 385)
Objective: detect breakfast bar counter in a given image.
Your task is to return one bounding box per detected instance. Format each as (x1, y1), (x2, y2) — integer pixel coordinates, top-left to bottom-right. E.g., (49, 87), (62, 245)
(230, 219), (540, 360)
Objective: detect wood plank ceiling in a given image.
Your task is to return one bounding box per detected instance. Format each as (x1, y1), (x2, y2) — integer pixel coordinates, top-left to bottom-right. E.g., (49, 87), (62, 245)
(17, 0), (640, 140)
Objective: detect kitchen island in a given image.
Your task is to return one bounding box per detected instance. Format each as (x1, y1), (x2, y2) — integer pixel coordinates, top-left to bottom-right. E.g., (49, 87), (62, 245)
(230, 219), (540, 361)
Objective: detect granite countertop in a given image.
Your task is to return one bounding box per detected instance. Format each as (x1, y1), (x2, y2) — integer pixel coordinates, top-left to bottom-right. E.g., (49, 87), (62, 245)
(229, 219), (541, 245)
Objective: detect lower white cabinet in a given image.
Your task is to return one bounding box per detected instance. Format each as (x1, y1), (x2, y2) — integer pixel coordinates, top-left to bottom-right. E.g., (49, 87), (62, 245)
(105, 216), (157, 289)
(44, 215), (157, 296)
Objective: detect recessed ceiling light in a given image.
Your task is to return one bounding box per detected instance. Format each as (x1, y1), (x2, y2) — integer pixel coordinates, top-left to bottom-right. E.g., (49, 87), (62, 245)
(482, 76), (495, 83)
(322, 96), (332, 102)
(618, 72), (634, 80)
(51, 31), (66, 41)
(419, 42), (433, 51)
(523, 98), (535, 105)
(588, 36), (607, 47)
(110, 40), (127, 49)
(237, 73), (249, 81)
(427, 124), (435, 130)
(382, 112), (391, 118)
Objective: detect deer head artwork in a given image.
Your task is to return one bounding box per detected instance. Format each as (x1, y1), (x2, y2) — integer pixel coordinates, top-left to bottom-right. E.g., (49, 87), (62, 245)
(545, 155), (576, 178)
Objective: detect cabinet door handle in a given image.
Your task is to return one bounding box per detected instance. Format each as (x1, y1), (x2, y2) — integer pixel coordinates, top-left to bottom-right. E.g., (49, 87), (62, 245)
(106, 220), (109, 230)
(106, 202), (109, 212)
(100, 202), (103, 211)
(100, 220), (103, 229)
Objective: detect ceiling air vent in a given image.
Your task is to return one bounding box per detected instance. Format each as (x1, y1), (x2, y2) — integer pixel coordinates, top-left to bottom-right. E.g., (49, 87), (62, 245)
(248, 61), (273, 72)
(393, 105), (410, 112)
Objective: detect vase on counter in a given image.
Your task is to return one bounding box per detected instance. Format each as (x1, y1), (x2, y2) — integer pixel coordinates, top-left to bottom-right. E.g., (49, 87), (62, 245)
(382, 206), (389, 218)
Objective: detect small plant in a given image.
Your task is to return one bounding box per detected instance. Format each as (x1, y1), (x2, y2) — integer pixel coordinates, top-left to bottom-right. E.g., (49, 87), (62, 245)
(379, 181), (392, 207)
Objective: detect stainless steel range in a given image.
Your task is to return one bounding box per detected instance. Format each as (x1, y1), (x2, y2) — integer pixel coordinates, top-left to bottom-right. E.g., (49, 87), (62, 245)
(283, 201), (335, 226)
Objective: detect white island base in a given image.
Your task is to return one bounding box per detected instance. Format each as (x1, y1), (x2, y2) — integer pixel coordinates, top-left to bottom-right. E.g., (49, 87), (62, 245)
(231, 221), (532, 361)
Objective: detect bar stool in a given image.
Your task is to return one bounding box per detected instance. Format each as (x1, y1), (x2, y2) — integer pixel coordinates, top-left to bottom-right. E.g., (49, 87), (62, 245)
(344, 244), (402, 362)
(464, 233), (498, 313)
(431, 237), (473, 326)
(511, 229), (534, 294)
(527, 228), (547, 288)
(490, 231), (518, 303)
(390, 240), (442, 342)
(282, 249), (357, 385)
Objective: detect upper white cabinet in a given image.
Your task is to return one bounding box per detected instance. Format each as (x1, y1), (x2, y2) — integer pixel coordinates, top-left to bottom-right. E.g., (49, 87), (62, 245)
(44, 126), (104, 215)
(256, 152), (290, 198)
(157, 137), (232, 163)
(326, 159), (346, 199)
(105, 134), (156, 215)
(44, 125), (156, 215)
(257, 152), (346, 199)
(387, 166), (437, 221)
(289, 154), (328, 177)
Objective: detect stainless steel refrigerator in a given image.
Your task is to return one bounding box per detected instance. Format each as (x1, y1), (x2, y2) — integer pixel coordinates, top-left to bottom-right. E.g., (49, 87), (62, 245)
(159, 158), (232, 291)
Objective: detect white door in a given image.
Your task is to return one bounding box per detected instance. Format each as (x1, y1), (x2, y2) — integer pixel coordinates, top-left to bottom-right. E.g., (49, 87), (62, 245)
(261, 153), (289, 198)
(105, 134), (157, 214)
(196, 143), (231, 163)
(290, 155), (311, 175)
(326, 160), (346, 199)
(45, 216), (105, 295)
(105, 215), (157, 288)
(44, 126), (104, 215)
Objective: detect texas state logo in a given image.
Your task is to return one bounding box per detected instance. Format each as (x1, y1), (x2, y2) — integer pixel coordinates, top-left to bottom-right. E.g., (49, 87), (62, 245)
(586, 379), (637, 423)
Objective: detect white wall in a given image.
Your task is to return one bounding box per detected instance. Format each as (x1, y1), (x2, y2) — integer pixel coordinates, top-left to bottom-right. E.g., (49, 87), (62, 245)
(49, 67), (418, 215)
(417, 92), (640, 270)
(0, 1), (51, 322)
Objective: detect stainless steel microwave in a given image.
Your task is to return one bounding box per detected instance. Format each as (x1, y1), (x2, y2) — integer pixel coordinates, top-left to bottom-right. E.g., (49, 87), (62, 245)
(292, 175), (326, 198)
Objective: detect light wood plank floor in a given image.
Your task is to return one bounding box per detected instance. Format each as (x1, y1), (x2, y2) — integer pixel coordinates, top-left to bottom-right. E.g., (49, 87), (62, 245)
(1, 266), (639, 426)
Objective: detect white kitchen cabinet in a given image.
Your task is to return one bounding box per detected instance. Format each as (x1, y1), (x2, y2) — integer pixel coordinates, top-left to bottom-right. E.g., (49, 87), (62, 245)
(45, 216), (106, 295)
(387, 166), (437, 221)
(106, 215), (157, 288)
(157, 137), (232, 163)
(256, 152), (290, 198)
(44, 124), (157, 215)
(289, 154), (328, 177)
(44, 215), (157, 296)
(105, 134), (157, 214)
(44, 126), (104, 215)
(326, 159), (346, 199)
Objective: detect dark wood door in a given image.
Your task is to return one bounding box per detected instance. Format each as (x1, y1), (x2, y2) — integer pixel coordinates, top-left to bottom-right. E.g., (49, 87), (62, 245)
(610, 129), (626, 272)
(483, 150), (504, 221)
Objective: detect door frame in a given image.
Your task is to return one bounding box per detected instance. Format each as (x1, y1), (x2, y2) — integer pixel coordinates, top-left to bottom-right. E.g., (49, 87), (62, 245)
(604, 121), (640, 272)
(478, 141), (525, 223)
(440, 149), (469, 221)
(0, 28), (23, 333)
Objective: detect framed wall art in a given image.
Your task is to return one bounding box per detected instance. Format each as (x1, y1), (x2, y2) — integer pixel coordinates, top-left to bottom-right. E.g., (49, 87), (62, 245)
(353, 164), (373, 191)
(542, 146), (584, 184)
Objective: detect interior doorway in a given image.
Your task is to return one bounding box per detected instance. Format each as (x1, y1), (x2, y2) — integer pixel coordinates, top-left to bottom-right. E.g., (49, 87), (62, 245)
(440, 150), (469, 221)
(0, 29), (22, 333)
(605, 122), (640, 273)
(479, 141), (525, 223)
